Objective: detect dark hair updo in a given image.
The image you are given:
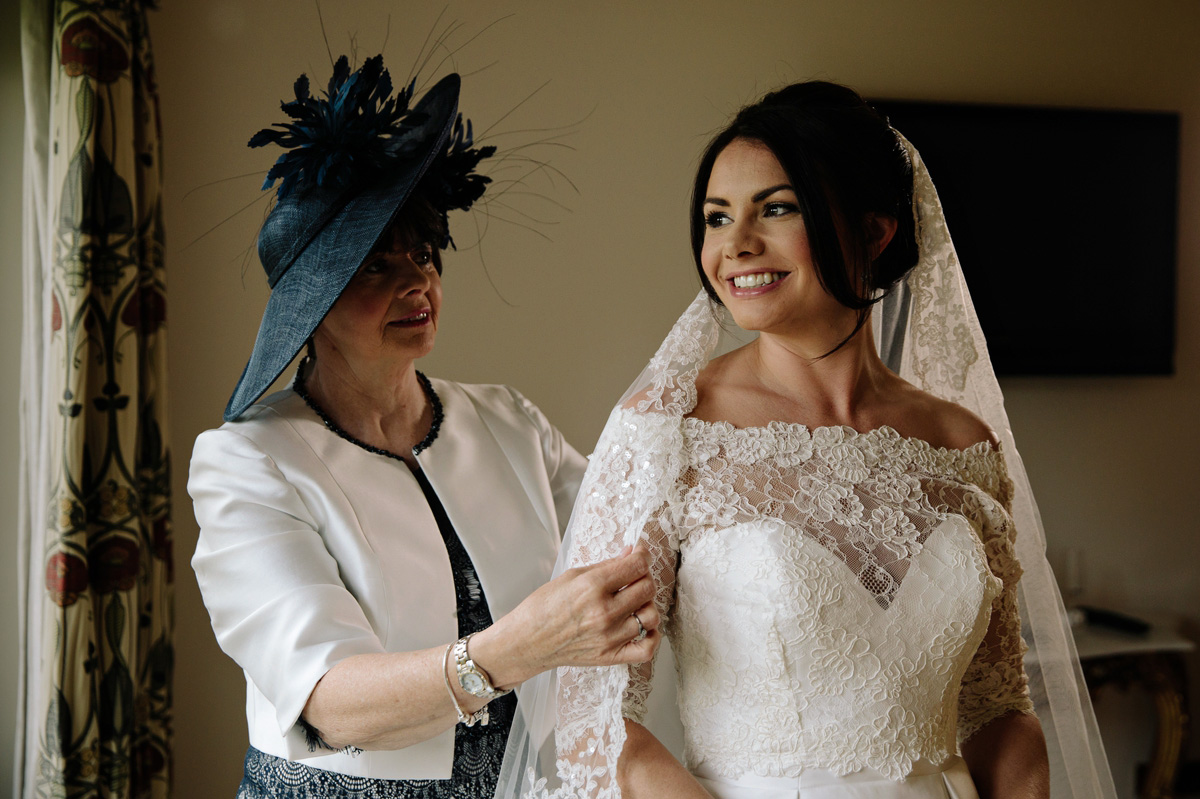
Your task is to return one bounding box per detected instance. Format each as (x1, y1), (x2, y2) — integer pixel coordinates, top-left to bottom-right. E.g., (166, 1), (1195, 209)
(690, 80), (918, 337)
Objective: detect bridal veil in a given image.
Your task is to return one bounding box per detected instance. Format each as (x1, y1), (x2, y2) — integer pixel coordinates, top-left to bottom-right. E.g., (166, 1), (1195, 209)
(494, 135), (1116, 799)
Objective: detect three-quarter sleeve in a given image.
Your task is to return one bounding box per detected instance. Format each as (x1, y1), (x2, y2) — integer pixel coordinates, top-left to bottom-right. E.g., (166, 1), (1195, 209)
(620, 510), (678, 725)
(956, 486), (1037, 743)
(189, 428), (386, 736)
(543, 410), (681, 797)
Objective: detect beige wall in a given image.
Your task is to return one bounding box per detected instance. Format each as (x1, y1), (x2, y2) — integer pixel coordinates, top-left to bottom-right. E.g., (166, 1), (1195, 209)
(4, 1), (1197, 798)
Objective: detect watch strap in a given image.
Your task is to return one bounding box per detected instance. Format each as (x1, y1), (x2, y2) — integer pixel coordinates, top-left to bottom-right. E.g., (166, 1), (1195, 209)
(452, 634), (511, 701)
(442, 641), (490, 726)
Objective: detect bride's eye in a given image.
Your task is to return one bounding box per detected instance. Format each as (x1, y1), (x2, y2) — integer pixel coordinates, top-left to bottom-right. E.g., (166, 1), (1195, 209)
(763, 202), (799, 218)
(704, 210), (731, 229)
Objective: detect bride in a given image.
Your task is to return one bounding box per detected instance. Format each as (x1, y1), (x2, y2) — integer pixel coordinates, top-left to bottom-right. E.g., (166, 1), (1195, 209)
(497, 81), (1115, 799)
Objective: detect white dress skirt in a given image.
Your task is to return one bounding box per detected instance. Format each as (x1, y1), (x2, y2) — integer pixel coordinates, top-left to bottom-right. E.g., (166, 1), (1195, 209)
(692, 757), (978, 799)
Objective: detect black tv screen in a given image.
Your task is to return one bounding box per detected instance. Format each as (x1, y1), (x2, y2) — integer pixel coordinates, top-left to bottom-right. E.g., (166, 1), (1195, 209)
(871, 99), (1179, 376)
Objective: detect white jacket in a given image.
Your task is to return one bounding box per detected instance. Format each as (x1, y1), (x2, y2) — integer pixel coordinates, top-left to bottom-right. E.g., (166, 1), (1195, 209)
(189, 379), (586, 779)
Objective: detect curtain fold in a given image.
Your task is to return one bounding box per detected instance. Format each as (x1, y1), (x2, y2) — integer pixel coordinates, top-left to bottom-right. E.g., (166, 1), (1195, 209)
(18, 1), (172, 797)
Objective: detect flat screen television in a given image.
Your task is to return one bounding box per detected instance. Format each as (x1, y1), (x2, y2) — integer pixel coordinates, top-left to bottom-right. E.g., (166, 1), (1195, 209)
(870, 99), (1179, 376)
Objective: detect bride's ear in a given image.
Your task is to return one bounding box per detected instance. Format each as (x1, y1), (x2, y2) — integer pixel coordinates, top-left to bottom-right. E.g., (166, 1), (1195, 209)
(866, 213), (899, 259)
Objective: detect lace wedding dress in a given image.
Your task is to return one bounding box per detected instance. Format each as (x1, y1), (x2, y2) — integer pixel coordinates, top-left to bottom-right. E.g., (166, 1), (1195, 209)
(495, 138), (1116, 799)
(568, 402), (1030, 798)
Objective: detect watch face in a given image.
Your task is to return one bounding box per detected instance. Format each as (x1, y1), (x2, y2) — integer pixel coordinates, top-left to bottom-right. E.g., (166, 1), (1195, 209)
(460, 672), (487, 696)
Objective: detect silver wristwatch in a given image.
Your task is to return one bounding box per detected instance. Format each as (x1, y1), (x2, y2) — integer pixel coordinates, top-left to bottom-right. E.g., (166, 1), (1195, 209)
(452, 634), (511, 706)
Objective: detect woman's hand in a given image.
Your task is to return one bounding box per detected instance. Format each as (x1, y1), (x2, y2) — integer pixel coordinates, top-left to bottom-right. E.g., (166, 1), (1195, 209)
(302, 546), (659, 751)
(469, 545), (661, 690)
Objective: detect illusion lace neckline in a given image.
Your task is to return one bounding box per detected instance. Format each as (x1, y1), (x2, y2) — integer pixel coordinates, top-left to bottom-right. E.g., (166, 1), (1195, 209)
(681, 415), (1000, 460)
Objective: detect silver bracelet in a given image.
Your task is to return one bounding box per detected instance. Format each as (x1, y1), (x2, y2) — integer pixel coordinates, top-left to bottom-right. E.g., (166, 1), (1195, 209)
(441, 642), (488, 726)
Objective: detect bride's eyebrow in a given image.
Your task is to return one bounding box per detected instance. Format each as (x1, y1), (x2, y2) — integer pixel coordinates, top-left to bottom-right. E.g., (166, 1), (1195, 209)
(753, 184), (793, 202)
(703, 183), (795, 207)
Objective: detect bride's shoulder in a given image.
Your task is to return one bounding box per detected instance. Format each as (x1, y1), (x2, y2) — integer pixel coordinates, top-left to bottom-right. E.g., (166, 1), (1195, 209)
(692, 348), (738, 393)
(887, 379), (999, 453)
(687, 347), (758, 420)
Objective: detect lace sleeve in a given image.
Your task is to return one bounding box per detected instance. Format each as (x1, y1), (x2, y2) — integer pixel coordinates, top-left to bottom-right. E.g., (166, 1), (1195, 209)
(956, 474), (1037, 743)
(524, 409), (683, 799)
(621, 512), (678, 725)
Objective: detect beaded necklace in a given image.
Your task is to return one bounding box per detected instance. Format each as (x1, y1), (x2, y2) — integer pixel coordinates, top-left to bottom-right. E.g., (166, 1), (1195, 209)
(292, 360), (444, 460)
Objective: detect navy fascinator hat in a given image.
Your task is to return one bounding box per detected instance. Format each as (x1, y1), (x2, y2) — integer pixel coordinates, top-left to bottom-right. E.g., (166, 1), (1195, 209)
(224, 55), (494, 421)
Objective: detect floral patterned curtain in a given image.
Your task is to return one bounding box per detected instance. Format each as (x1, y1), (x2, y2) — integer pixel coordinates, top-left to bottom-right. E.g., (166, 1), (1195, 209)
(18, 1), (171, 797)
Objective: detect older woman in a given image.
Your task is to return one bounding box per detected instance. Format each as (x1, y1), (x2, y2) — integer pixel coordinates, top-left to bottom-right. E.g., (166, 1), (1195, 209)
(189, 57), (660, 798)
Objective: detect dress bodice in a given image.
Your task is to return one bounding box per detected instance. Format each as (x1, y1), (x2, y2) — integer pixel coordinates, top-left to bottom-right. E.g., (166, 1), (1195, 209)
(552, 407), (1032, 782)
(546, 409), (1035, 797)
(662, 419), (1019, 780)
